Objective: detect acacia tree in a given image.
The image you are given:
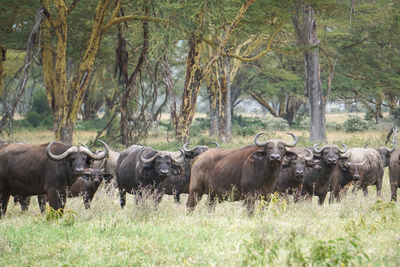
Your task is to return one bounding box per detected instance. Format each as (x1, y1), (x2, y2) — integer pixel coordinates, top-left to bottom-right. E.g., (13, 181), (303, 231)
(292, 0), (326, 142)
(40, 0), (165, 144)
(169, 0), (255, 142)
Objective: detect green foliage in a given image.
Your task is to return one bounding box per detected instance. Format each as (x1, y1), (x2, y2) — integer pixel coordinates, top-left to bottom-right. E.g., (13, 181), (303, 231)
(344, 116), (370, 132)
(309, 236), (369, 266)
(76, 118), (107, 131)
(23, 89), (52, 129)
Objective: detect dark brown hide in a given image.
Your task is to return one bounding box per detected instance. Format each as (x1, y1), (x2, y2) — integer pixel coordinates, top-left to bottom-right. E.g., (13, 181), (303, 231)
(187, 133), (298, 215)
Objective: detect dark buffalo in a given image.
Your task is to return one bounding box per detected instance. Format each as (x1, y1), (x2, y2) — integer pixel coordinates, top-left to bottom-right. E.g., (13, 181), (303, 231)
(302, 144), (348, 204)
(187, 132), (298, 214)
(68, 168), (113, 209)
(341, 148), (384, 197)
(275, 148), (318, 201)
(117, 145), (185, 208)
(389, 149), (400, 201)
(329, 157), (361, 203)
(0, 141), (109, 217)
(363, 142), (395, 168)
(156, 142), (218, 203)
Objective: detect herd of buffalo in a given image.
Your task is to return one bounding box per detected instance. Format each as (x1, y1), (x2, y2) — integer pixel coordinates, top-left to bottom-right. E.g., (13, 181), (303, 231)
(1, 131), (400, 217)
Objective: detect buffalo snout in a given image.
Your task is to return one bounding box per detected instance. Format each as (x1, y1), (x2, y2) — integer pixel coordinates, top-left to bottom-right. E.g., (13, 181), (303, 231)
(327, 158), (337, 165)
(295, 170), (304, 177)
(270, 154), (281, 161)
(159, 169), (170, 176)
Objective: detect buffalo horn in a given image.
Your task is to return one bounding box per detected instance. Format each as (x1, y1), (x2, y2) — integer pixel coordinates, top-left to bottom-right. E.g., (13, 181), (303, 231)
(210, 141), (219, 148)
(282, 132), (298, 147)
(254, 132), (268, 147)
(79, 140), (109, 160)
(172, 149), (185, 163)
(338, 144), (348, 154)
(183, 142), (195, 152)
(389, 139), (396, 153)
(46, 141), (78, 161)
(313, 144), (323, 154)
(139, 147), (157, 164)
(304, 149), (313, 161)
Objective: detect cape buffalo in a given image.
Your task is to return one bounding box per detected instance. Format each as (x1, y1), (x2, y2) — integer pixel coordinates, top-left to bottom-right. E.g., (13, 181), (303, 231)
(302, 144), (348, 204)
(93, 148), (120, 188)
(275, 148), (318, 201)
(187, 132), (298, 215)
(117, 145), (185, 208)
(68, 168), (113, 209)
(389, 149), (400, 201)
(156, 142), (218, 203)
(341, 148), (384, 197)
(329, 157), (360, 203)
(0, 141), (109, 217)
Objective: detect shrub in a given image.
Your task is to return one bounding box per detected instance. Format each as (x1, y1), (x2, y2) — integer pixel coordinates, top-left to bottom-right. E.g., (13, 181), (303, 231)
(264, 117), (289, 131)
(344, 116), (370, 132)
(24, 89), (53, 128)
(25, 111), (41, 127)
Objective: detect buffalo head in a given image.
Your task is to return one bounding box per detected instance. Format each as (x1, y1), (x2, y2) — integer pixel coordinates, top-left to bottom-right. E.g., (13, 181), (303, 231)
(182, 142), (218, 160)
(139, 147), (185, 177)
(312, 144), (348, 167)
(282, 148), (319, 180)
(81, 168), (113, 186)
(46, 140), (109, 176)
(250, 132), (298, 163)
(339, 159), (367, 181)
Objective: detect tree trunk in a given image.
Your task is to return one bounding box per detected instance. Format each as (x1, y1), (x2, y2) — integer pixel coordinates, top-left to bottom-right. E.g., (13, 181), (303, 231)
(293, 2), (326, 143)
(175, 31), (202, 142)
(0, 46), (6, 100)
(205, 69), (219, 138)
(217, 56), (232, 143)
(284, 96), (303, 127)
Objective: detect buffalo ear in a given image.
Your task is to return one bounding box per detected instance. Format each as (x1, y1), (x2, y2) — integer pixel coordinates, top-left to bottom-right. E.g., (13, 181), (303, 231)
(184, 151), (194, 160)
(306, 160), (321, 171)
(339, 160), (348, 171)
(171, 163), (183, 175)
(250, 151), (268, 161)
(284, 151), (298, 161)
(103, 174), (113, 182)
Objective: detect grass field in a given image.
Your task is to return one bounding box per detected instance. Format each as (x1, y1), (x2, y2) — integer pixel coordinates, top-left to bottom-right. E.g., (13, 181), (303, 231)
(1, 119), (400, 266)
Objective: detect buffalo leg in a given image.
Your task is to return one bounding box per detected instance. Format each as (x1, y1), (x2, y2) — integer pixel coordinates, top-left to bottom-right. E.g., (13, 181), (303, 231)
(38, 195), (46, 213)
(83, 191), (91, 209)
(391, 182), (398, 202)
(119, 189), (126, 208)
(318, 192), (327, 205)
(187, 191), (202, 212)
(173, 189), (181, 203)
(46, 189), (63, 212)
(153, 190), (164, 207)
(0, 192), (10, 217)
(376, 179), (383, 198)
(362, 186), (368, 197)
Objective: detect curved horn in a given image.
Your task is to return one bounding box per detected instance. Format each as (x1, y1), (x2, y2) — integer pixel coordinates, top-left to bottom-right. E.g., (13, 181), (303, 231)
(79, 140), (109, 160)
(389, 139), (396, 153)
(254, 132), (268, 147)
(183, 142), (195, 153)
(338, 144), (348, 154)
(79, 143), (89, 149)
(139, 147), (157, 164)
(46, 141), (78, 161)
(172, 149), (185, 163)
(282, 132), (298, 147)
(210, 141), (219, 148)
(313, 144), (323, 154)
(304, 149), (313, 161)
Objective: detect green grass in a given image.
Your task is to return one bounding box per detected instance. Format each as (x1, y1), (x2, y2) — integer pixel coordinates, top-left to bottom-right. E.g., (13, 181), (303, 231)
(1, 125), (400, 266)
(1, 172), (400, 266)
